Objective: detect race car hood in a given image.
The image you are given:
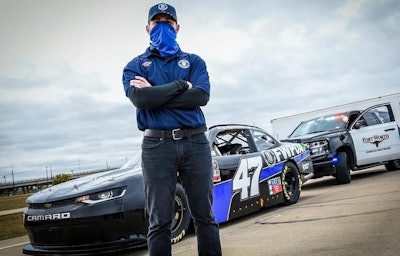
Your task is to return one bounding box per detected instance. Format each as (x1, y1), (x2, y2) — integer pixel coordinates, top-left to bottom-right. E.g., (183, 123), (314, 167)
(26, 166), (143, 204)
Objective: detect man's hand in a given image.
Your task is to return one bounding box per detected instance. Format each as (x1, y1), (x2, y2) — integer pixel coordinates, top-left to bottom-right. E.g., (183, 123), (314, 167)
(130, 76), (152, 88)
(131, 76), (192, 90)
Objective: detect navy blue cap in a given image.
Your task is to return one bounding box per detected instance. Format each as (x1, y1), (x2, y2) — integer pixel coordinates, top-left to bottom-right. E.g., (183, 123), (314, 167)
(148, 3), (177, 22)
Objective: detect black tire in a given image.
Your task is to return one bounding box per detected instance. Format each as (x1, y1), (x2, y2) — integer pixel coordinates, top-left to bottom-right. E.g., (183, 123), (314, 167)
(171, 183), (191, 244)
(336, 152), (351, 184)
(385, 159), (400, 171)
(282, 162), (301, 205)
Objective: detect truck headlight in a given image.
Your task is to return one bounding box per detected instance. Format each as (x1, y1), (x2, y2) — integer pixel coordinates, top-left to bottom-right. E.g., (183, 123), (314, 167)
(308, 140), (329, 156)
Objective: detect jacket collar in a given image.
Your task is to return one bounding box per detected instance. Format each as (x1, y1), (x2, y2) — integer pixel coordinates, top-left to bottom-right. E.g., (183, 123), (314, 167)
(143, 47), (188, 59)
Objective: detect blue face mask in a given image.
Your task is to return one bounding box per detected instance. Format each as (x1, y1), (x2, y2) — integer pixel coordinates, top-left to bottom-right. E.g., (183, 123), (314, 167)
(149, 22), (179, 57)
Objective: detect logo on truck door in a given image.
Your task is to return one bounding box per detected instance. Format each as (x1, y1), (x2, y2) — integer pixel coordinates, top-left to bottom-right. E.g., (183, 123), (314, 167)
(362, 134), (389, 147)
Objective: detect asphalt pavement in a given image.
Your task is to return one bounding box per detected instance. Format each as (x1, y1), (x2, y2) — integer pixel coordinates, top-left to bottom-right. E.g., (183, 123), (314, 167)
(169, 166), (400, 256)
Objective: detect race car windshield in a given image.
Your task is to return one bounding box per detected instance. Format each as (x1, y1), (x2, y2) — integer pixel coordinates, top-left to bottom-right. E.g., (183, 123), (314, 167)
(290, 114), (348, 137)
(121, 150), (142, 169)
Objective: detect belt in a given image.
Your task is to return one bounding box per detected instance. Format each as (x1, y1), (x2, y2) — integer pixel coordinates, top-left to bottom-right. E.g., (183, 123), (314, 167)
(143, 126), (207, 140)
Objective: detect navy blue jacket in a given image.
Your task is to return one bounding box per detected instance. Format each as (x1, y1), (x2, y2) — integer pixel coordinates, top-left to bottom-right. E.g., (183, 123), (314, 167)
(123, 48), (210, 131)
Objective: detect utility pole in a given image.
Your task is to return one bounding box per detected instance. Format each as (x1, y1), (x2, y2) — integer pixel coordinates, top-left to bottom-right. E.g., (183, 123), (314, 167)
(46, 166), (49, 184)
(11, 162), (15, 190)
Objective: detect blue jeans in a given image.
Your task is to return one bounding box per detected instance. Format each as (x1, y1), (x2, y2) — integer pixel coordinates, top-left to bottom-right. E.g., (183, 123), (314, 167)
(141, 133), (222, 256)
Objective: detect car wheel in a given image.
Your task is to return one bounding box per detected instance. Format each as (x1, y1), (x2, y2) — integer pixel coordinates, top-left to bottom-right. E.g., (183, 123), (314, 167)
(171, 183), (191, 244)
(282, 162), (301, 205)
(336, 152), (351, 184)
(385, 159), (400, 171)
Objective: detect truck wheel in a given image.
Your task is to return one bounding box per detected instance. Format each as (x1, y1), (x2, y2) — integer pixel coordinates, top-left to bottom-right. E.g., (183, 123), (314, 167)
(171, 183), (191, 244)
(385, 159), (400, 171)
(282, 162), (301, 205)
(336, 152), (351, 184)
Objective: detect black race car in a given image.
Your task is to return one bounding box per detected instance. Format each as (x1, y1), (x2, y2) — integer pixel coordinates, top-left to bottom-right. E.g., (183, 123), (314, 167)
(23, 124), (313, 255)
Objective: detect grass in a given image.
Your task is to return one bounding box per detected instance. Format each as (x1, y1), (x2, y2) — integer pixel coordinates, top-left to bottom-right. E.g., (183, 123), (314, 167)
(0, 194), (32, 241)
(0, 193), (31, 211)
(0, 213), (27, 240)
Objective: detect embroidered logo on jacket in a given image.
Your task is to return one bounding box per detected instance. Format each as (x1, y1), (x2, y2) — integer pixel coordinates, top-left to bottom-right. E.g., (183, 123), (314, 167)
(142, 61), (152, 67)
(178, 59), (190, 69)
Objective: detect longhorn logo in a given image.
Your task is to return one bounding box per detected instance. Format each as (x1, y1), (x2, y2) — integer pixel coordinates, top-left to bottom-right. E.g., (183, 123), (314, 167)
(371, 139), (384, 147)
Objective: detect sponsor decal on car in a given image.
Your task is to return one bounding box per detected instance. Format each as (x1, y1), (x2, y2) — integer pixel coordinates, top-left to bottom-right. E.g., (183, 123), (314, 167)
(263, 143), (305, 166)
(267, 177), (283, 195)
(302, 162), (310, 171)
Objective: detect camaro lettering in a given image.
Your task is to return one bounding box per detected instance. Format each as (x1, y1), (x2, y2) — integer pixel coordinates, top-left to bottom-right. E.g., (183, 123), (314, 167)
(26, 212), (70, 222)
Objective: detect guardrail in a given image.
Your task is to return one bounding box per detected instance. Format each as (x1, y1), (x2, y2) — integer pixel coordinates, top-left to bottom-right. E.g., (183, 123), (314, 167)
(0, 168), (119, 195)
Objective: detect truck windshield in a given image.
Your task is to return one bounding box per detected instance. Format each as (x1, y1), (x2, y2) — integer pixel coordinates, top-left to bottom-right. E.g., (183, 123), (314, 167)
(290, 114), (348, 137)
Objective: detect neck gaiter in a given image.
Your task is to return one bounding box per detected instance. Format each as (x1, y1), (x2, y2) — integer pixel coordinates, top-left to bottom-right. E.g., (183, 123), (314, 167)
(149, 22), (179, 57)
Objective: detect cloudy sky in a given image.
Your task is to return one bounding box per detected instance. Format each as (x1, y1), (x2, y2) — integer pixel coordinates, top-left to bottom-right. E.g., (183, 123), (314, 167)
(1, 0), (399, 183)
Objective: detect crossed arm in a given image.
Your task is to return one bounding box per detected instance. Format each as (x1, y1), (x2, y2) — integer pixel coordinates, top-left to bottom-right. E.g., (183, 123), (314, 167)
(129, 76), (209, 109)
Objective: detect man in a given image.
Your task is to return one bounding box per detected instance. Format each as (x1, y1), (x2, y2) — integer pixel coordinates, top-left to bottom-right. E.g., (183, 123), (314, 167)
(122, 3), (222, 256)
